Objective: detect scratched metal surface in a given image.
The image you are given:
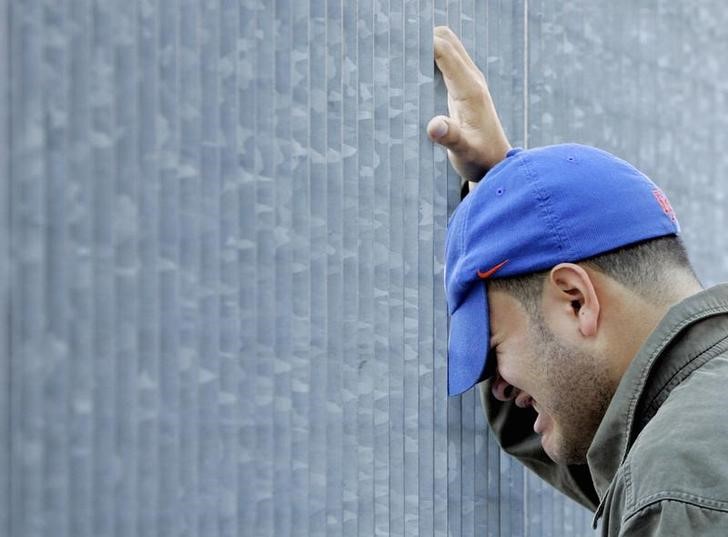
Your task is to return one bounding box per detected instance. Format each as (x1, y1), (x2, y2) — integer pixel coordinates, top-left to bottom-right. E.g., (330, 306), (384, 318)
(5, 0), (728, 536)
(527, 0), (728, 287)
(0, 0), (7, 533)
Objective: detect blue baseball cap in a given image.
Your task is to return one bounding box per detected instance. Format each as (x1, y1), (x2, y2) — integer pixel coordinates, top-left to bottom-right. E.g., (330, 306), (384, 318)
(445, 144), (680, 396)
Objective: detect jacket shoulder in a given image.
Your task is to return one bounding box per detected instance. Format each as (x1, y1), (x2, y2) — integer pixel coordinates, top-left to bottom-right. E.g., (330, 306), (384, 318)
(621, 354), (728, 519)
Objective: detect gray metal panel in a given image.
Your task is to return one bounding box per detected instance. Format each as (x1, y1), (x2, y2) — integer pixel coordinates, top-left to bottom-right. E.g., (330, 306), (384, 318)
(9, 0), (728, 536)
(526, 0), (728, 289)
(0, 0), (7, 533)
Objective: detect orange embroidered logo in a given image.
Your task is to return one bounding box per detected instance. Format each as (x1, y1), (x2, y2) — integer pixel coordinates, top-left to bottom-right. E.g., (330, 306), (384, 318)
(653, 189), (676, 222)
(477, 259), (509, 279)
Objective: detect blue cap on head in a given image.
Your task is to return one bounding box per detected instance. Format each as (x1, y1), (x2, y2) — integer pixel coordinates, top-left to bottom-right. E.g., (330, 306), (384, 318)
(445, 144), (680, 396)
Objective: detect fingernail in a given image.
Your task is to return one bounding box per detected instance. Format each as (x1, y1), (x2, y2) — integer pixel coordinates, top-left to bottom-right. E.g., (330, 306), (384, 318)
(432, 119), (448, 138)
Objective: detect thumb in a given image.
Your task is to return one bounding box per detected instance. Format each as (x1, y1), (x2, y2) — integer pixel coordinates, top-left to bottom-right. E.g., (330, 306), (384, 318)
(427, 115), (466, 153)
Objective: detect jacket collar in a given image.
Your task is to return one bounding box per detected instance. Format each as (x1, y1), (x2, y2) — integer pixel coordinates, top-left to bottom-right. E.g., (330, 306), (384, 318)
(587, 284), (728, 506)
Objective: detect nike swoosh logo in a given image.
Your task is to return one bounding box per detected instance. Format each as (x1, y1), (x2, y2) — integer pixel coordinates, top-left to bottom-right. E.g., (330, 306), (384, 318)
(477, 259), (509, 279)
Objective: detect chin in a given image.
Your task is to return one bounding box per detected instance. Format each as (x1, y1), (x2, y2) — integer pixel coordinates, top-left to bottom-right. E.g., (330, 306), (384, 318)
(540, 434), (561, 463)
(542, 431), (588, 465)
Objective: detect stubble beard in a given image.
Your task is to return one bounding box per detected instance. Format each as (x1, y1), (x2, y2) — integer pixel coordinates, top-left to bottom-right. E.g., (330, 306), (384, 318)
(529, 317), (617, 465)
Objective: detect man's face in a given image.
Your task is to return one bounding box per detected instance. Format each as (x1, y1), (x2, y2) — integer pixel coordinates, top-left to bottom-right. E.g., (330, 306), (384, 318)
(488, 288), (616, 465)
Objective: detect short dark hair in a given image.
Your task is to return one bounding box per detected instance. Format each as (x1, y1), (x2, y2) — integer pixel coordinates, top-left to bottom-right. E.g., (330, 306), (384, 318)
(488, 235), (700, 316)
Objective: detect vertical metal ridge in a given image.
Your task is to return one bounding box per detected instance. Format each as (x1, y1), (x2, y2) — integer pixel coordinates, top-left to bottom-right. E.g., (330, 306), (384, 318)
(113, 0), (140, 534)
(13, 2), (48, 535)
(306, 0), (328, 533)
(90, 0), (117, 534)
(36, 0), (72, 534)
(199, 0), (222, 534)
(416, 0), (435, 535)
(238, 0), (257, 531)
(66, 0), (95, 535)
(272, 1), (295, 536)
(0, 0), (9, 532)
(402, 1), (419, 535)
(273, 0), (293, 535)
(254, 0), (276, 533)
(178, 0), (202, 534)
(341, 0), (360, 535)
(288, 0), (310, 533)
(136, 0), (162, 532)
(372, 1), (392, 535)
(355, 0), (375, 533)
(387, 1), (406, 535)
(323, 0), (344, 533)
(217, 0), (241, 532)
(158, 0), (182, 535)
(270, 0), (294, 531)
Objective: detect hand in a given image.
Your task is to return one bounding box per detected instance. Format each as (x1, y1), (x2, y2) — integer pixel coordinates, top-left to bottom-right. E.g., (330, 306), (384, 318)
(428, 26), (512, 183)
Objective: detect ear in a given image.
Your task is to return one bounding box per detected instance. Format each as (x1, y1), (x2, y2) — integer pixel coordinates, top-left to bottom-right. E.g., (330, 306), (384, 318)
(544, 263), (600, 338)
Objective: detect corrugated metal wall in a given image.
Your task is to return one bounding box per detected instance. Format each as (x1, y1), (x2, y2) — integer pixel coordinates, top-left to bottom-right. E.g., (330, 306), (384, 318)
(4, 1), (728, 536)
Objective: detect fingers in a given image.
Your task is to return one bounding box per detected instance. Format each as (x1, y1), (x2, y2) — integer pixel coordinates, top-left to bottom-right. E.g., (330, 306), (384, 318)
(429, 25), (512, 178)
(434, 27), (486, 99)
(427, 115), (465, 152)
(434, 38), (485, 100)
(434, 26), (480, 74)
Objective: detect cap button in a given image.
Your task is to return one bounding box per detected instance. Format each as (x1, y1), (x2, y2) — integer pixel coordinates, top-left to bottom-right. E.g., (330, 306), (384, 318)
(505, 147), (523, 158)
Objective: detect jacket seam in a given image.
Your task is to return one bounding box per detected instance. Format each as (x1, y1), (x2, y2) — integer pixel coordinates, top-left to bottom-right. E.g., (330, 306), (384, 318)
(622, 491), (728, 524)
(624, 461), (634, 510)
(593, 305), (728, 527)
(640, 334), (728, 417)
(622, 306), (728, 461)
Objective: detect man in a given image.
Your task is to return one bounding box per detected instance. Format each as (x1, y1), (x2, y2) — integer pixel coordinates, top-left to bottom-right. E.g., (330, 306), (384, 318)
(428, 26), (728, 535)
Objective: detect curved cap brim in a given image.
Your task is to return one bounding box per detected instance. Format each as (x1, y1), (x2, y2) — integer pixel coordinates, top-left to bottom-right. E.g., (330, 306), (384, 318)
(447, 282), (491, 396)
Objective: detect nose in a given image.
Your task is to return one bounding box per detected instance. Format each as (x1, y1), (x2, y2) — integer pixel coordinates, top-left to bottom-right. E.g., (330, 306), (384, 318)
(491, 372), (517, 402)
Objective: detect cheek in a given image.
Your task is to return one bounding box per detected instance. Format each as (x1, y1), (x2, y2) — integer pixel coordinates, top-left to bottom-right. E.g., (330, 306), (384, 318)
(497, 339), (538, 383)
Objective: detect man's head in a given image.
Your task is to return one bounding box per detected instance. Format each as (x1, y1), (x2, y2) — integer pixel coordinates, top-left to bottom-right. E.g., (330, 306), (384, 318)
(444, 143), (700, 462)
(486, 236), (701, 464)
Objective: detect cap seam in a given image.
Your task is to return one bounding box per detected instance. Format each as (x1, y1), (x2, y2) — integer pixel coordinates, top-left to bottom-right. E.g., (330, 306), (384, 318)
(520, 151), (575, 260)
(461, 190), (474, 275)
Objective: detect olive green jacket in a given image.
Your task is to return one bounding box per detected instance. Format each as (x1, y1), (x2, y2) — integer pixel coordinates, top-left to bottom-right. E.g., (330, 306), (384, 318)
(480, 284), (728, 536)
